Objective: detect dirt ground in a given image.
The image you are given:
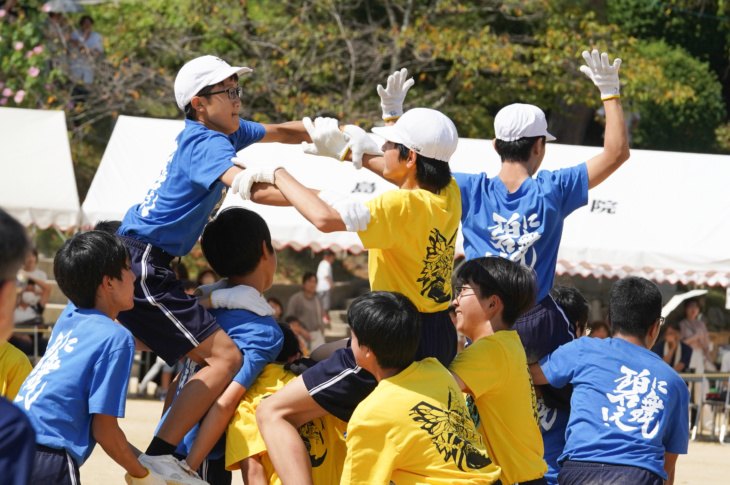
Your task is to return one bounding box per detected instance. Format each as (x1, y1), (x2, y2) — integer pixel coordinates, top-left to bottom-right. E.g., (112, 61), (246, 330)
(82, 398), (729, 484)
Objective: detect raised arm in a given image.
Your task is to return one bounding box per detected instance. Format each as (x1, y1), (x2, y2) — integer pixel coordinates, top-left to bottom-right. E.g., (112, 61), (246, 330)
(259, 120), (311, 144)
(580, 50), (630, 189)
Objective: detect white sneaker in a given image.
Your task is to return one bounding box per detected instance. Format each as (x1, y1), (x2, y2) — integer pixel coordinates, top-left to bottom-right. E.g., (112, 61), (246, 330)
(137, 454), (209, 485)
(124, 468), (167, 485)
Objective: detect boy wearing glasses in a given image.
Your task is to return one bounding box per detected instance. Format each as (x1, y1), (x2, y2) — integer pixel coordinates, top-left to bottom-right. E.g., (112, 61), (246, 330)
(114, 55), (312, 482)
(530, 277), (689, 485)
(449, 257), (548, 485)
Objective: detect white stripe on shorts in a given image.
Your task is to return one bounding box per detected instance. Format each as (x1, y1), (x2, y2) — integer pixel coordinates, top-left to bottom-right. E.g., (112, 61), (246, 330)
(65, 451), (78, 485)
(550, 294), (576, 340)
(140, 244), (200, 347)
(308, 365), (362, 397)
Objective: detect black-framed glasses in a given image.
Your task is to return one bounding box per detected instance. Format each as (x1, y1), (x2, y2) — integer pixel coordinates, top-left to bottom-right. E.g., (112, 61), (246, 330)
(205, 86), (243, 100)
(453, 286), (477, 301)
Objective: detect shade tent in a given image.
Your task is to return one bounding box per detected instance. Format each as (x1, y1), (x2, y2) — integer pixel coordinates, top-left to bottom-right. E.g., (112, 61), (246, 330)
(81, 115), (730, 287)
(0, 107), (80, 230)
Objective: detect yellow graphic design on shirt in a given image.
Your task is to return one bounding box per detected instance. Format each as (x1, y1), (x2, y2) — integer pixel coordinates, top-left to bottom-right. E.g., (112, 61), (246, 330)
(409, 388), (491, 471)
(299, 418), (328, 468)
(417, 228), (457, 304)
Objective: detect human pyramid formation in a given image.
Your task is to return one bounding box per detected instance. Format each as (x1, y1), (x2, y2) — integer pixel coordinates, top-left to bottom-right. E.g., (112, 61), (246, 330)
(1, 47), (690, 485)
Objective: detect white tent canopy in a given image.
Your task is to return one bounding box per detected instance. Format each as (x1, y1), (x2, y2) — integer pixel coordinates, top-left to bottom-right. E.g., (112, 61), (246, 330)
(0, 107), (80, 230)
(82, 115), (730, 287)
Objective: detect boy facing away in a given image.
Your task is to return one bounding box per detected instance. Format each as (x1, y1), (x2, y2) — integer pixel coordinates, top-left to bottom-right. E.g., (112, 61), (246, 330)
(113, 55), (312, 478)
(14, 231), (167, 485)
(530, 277), (690, 485)
(343, 291), (501, 485)
(449, 257), (547, 485)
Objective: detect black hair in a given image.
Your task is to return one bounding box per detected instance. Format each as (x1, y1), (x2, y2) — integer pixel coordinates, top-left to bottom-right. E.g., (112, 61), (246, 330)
(348, 291), (420, 370)
(302, 272), (316, 285)
(267, 296), (283, 309)
(494, 136), (545, 163)
(94, 220), (122, 234)
(276, 322), (301, 362)
(394, 143), (452, 191)
(454, 257), (537, 326)
(172, 260), (190, 280)
(79, 15), (93, 26)
(182, 279), (197, 292)
(607, 277), (662, 338)
(184, 74), (239, 120)
(284, 315), (300, 325)
(552, 286), (589, 334)
(0, 209), (29, 282)
(322, 249), (334, 257)
(201, 207), (273, 278)
(589, 320), (611, 336)
(684, 297), (701, 310)
(54, 231), (129, 309)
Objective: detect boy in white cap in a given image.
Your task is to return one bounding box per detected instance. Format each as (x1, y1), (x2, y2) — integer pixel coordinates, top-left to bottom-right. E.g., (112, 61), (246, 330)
(452, 49), (630, 484)
(222, 79), (463, 483)
(114, 55), (313, 483)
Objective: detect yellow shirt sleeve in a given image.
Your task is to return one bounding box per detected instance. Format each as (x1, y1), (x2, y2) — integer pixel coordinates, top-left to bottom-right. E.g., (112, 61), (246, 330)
(449, 338), (506, 399)
(0, 342), (33, 400)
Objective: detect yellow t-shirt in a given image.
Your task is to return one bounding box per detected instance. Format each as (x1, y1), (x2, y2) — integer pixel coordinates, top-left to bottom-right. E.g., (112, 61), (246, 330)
(226, 364), (347, 485)
(449, 332), (546, 484)
(0, 341), (33, 400)
(341, 358), (500, 485)
(359, 179), (461, 313)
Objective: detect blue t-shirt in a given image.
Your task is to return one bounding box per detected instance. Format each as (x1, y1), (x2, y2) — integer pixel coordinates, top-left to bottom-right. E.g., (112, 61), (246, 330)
(454, 165), (588, 301)
(0, 396), (35, 485)
(540, 337), (690, 479)
(536, 398), (569, 485)
(169, 304), (283, 458)
(14, 304), (135, 465)
(119, 118), (266, 256)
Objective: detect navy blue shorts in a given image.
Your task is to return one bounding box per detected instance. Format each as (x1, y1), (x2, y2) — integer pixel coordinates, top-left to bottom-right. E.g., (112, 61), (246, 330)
(514, 295), (575, 410)
(116, 236), (220, 365)
(558, 460), (662, 485)
(302, 309), (457, 421)
(28, 445), (80, 485)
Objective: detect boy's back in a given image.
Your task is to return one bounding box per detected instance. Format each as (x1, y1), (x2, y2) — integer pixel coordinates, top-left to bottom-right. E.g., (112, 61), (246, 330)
(342, 357), (500, 485)
(449, 330), (545, 484)
(14, 303), (135, 466)
(540, 336), (689, 480)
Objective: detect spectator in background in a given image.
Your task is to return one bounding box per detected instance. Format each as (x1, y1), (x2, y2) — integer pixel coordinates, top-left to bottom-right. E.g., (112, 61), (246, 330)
(680, 298), (715, 372)
(588, 320), (610, 339)
(286, 272), (324, 351)
(552, 286), (590, 338)
(285, 315), (310, 357)
(68, 15), (103, 85)
(652, 321), (692, 373)
(316, 249), (335, 324)
(12, 248), (51, 356)
(197, 268), (218, 287)
(267, 297), (284, 323)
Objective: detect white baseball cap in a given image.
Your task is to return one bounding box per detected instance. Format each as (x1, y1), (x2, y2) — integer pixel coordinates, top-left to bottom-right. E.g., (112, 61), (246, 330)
(371, 108), (458, 163)
(174, 55), (252, 110)
(494, 103), (556, 142)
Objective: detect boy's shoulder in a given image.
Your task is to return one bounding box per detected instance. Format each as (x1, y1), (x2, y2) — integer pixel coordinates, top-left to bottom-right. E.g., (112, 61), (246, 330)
(54, 306), (134, 349)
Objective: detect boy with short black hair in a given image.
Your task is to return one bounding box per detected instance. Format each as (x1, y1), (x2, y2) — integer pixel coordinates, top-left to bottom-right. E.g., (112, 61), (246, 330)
(552, 286), (590, 338)
(342, 291), (500, 485)
(531, 277), (689, 485)
(449, 257), (547, 485)
(14, 231), (166, 485)
(113, 54), (313, 479)
(0, 209), (36, 485)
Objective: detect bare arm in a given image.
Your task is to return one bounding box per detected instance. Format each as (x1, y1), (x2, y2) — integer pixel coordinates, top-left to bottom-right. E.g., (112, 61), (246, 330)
(586, 98), (630, 189)
(260, 120), (311, 144)
(218, 165), (320, 206)
(529, 362), (548, 386)
(664, 452), (678, 485)
(186, 381), (247, 470)
(91, 414), (148, 477)
(273, 169), (347, 233)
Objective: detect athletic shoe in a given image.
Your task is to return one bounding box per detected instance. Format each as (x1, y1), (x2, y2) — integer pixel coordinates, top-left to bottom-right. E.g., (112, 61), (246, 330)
(137, 454), (209, 485)
(124, 468), (167, 485)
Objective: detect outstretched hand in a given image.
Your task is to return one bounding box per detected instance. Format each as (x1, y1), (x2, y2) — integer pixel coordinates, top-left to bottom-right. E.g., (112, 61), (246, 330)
(342, 125), (384, 169)
(230, 157), (281, 201)
(301, 117), (349, 161)
(377, 67), (415, 120)
(580, 49), (622, 100)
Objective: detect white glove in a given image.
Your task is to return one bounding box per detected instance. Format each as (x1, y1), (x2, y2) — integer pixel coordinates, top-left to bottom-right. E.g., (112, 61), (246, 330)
(342, 125), (384, 169)
(230, 157), (282, 201)
(195, 278), (229, 298)
(301, 117), (349, 161)
(318, 190), (370, 232)
(209, 285), (275, 316)
(377, 68), (415, 120)
(124, 467), (167, 485)
(579, 49), (622, 100)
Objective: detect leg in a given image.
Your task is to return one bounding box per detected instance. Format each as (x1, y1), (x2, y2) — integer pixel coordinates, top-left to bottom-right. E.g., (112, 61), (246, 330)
(155, 329), (242, 447)
(256, 377), (328, 485)
(241, 455), (268, 485)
